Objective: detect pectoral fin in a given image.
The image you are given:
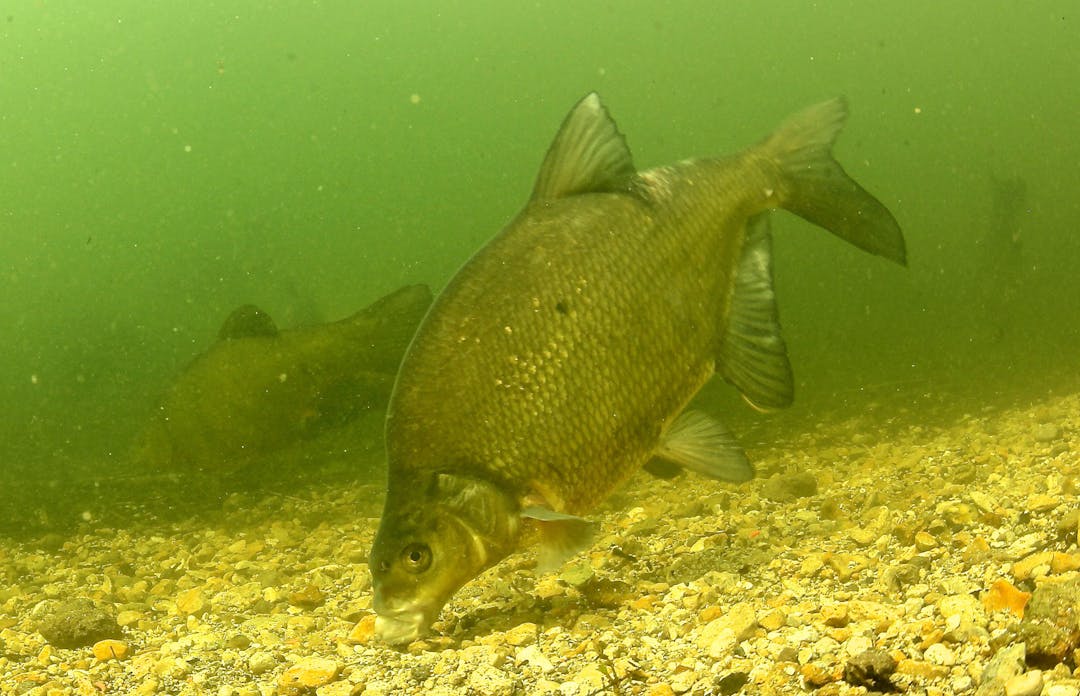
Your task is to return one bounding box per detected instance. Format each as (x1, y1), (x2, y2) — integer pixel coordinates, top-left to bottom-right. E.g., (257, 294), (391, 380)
(521, 506), (598, 574)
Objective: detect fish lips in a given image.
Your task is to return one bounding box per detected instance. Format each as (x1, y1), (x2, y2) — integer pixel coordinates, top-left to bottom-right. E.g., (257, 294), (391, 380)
(373, 606), (429, 646)
(372, 587), (436, 645)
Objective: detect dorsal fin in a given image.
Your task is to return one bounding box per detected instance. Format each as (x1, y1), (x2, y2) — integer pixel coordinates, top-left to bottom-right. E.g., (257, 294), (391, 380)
(218, 304), (278, 340)
(531, 92), (636, 201)
(717, 214), (794, 410)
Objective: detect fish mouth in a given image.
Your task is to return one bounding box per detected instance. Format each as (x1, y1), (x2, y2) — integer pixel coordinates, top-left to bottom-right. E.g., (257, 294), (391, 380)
(374, 607), (428, 645)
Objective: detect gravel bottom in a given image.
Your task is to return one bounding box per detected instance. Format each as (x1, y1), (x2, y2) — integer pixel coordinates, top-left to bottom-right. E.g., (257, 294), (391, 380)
(2, 387), (1078, 696)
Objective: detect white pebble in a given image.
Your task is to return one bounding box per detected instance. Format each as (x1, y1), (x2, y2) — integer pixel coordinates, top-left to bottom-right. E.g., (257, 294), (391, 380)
(924, 643), (956, 666)
(1045, 684), (1080, 696)
(1005, 670), (1044, 696)
(845, 634), (874, 657)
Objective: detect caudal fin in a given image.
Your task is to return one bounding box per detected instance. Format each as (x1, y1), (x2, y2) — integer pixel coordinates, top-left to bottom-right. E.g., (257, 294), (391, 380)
(764, 98), (907, 265)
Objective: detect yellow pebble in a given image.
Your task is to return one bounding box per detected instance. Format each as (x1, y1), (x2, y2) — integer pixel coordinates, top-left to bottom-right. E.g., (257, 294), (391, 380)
(279, 657), (341, 694)
(176, 587), (205, 616)
(92, 639), (129, 661)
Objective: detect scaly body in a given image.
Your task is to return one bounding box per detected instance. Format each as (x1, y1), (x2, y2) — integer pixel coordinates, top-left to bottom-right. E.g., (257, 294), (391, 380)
(370, 94), (905, 644)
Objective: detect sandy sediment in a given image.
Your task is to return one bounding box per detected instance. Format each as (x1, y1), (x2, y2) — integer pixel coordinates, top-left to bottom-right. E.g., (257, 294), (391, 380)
(1, 389), (1078, 695)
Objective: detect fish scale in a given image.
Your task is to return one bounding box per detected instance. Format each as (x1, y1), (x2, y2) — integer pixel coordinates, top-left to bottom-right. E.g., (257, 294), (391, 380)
(369, 93), (905, 644)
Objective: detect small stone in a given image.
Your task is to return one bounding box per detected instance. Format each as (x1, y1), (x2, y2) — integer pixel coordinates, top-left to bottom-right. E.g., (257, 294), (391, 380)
(279, 657), (341, 693)
(698, 602), (758, 658)
(983, 579), (1031, 617)
(247, 651), (277, 675)
(347, 615), (376, 645)
(1026, 494), (1059, 513)
(316, 683), (356, 696)
(175, 588), (205, 616)
(845, 635), (873, 657)
(35, 598), (120, 649)
(646, 685), (676, 696)
(670, 670), (697, 693)
(924, 642), (956, 666)
(504, 622), (538, 647)
(970, 490), (998, 513)
(914, 531), (938, 551)
(516, 645), (555, 673)
(822, 604), (849, 627)
(982, 643), (1027, 683)
(895, 658), (949, 679)
(1045, 685), (1080, 696)
(800, 663), (838, 688)
(761, 471), (817, 502)
(1018, 575), (1080, 666)
(1034, 423), (1060, 442)
(559, 560), (594, 587)
(843, 649), (897, 690)
(759, 609), (785, 631)
(1004, 670), (1043, 696)
(573, 665), (606, 693)
(1012, 551), (1055, 581)
(288, 584), (325, 608)
(92, 639), (128, 661)
(848, 527), (877, 546)
(716, 672), (750, 695)
(1050, 552), (1080, 574)
(116, 610), (143, 628)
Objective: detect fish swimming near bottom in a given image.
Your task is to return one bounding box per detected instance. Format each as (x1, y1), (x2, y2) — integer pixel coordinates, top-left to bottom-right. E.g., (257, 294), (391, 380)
(369, 94), (906, 644)
(133, 283), (432, 471)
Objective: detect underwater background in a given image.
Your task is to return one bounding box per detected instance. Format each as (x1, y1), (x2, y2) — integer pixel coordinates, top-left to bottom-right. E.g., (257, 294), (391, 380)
(2, 2), (1078, 530)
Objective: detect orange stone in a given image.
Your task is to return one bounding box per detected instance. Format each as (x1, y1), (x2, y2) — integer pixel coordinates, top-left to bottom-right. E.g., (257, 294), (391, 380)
(92, 639), (129, 661)
(982, 578), (1031, 618)
(347, 615), (377, 645)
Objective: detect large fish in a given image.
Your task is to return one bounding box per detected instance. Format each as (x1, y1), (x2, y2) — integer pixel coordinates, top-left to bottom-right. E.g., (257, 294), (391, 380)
(133, 284), (432, 471)
(369, 94), (905, 644)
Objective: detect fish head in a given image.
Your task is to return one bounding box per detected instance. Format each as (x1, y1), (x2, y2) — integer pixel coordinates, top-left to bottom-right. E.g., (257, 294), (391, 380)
(369, 471), (520, 645)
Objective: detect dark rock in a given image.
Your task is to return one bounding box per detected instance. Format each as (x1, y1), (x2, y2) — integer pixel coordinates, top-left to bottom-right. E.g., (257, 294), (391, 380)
(844, 648), (898, 691)
(761, 471), (817, 502)
(716, 671), (750, 695)
(1017, 576), (1080, 667)
(35, 598), (120, 648)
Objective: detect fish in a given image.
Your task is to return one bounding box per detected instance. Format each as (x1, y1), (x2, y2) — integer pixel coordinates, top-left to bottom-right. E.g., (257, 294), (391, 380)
(369, 93), (905, 644)
(132, 283), (432, 471)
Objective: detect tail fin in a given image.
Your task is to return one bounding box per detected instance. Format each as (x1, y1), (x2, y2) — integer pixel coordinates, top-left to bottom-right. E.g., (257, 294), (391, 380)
(764, 98), (906, 265)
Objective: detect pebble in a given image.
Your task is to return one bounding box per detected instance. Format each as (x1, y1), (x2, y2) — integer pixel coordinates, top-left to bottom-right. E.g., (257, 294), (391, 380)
(924, 642), (956, 666)
(175, 588), (206, 616)
(698, 602), (758, 658)
(516, 645), (555, 673)
(503, 622), (538, 647)
(279, 657), (341, 693)
(1046, 685), (1080, 696)
(92, 639), (129, 660)
(1034, 423), (1060, 442)
(247, 651), (277, 675)
(914, 531), (938, 551)
(1004, 670), (1043, 696)
(3, 388), (1079, 696)
(982, 579), (1031, 617)
(347, 615), (376, 644)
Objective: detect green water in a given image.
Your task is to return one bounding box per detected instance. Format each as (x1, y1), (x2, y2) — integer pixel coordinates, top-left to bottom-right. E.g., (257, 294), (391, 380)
(2, 2), (1078, 533)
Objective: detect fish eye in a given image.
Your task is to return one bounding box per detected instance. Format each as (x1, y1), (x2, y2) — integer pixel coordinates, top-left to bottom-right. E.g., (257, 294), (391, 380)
(400, 543), (432, 573)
